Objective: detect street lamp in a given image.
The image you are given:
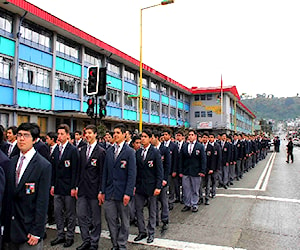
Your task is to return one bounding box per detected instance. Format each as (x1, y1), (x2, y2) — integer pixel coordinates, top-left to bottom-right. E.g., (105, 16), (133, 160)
(139, 0), (174, 132)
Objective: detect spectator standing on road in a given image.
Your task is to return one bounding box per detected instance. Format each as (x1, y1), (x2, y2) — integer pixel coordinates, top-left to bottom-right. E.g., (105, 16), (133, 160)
(286, 137), (294, 163)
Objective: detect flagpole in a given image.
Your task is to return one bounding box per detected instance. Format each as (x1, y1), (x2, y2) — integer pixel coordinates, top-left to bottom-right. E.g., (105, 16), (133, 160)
(220, 75), (223, 129)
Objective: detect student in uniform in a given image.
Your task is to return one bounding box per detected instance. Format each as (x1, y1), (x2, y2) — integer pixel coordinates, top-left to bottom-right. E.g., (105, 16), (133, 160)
(4, 126), (19, 159)
(134, 129), (163, 244)
(76, 125), (105, 250)
(99, 124), (136, 250)
(50, 124), (79, 248)
(2, 123), (51, 249)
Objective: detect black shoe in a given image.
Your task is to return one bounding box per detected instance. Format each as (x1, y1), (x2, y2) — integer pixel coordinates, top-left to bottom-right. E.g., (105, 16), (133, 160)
(236, 177), (240, 181)
(205, 199), (210, 205)
(134, 233), (147, 241)
(76, 242), (91, 250)
(223, 184), (228, 189)
(192, 206), (198, 212)
(147, 234), (154, 243)
(51, 237), (65, 246)
(43, 232), (47, 240)
(162, 222), (168, 231)
(286, 161), (289, 163)
(181, 205), (191, 212)
(229, 182), (234, 185)
(174, 199), (180, 203)
(197, 198), (204, 205)
(63, 239), (74, 248)
(168, 203), (174, 211)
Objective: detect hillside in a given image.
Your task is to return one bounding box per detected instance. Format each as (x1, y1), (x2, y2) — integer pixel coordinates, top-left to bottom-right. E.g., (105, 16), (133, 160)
(241, 96), (300, 121)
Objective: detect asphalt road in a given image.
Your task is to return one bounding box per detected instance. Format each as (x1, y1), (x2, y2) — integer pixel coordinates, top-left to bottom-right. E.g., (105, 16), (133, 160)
(44, 142), (300, 250)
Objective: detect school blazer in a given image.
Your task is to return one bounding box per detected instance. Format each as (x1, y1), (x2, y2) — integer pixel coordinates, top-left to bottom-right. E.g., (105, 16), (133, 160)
(179, 141), (206, 177)
(135, 145), (163, 197)
(101, 143), (136, 201)
(77, 144), (106, 199)
(51, 142), (79, 196)
(3, 152), (51, 244)
(159, 144), (171, 182)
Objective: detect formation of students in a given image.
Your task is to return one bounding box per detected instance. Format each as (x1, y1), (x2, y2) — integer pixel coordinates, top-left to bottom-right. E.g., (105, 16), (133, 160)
(0, 123), (271, 250)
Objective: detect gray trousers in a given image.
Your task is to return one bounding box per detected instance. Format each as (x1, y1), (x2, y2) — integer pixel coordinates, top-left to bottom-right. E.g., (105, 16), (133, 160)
(168, 175), (180, 204)
(182, 175), (200, 208)
(104, 200), (129, 250)
(236, 159), (242, 178)
(229, 163), (236, 181)
(135, 193), (157, 236)
(156, 185), (169, 223)
(77, 197), (101, 247)
(205, 172), (217, 198)
(198, 176), (205, 199)
(222, 165), (229, 185)
(54, 195), (76, 240)
(3, 241), (43, 250)
(128, 196), (136, 222)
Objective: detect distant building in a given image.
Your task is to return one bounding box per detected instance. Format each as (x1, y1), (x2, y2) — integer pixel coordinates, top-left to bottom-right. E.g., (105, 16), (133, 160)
(0, 1), (255, 135)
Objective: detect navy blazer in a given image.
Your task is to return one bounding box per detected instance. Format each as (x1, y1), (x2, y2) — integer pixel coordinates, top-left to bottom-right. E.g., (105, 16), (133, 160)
(34, 140), (50, 161)
(0, 166), (5, 222)
(4, 143), (20, 159)
(101, 142), (136, 201)
(77, 144), (106, 199)
(158, 144), (170, 182)
(165, 141), (178, 174)
(179, 141), (207, 177)
(0, 150), (10, 175)
(219, 141), (230, 166)
(136, 145), (163, 197)
(74, 139), (87, 149)
(51, 142), (79, 195)
(3, 152), (51, 243)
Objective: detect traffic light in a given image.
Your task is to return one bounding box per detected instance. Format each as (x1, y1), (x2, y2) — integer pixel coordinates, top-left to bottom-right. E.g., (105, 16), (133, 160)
(99, 99), (107, 119)
(86, 66), (99, 95)
(86, 98), (95, 117)
(161, 0), (174, 5)
(98, 67), (107, 96)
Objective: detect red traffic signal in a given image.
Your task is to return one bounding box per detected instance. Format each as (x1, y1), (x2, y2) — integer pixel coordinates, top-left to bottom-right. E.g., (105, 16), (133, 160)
(86, 66), (99, 95)
(86, 98), (95, 117)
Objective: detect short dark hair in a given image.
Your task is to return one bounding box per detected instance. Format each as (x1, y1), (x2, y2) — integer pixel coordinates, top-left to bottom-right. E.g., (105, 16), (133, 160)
(209, 132), (215, 137)
(17, 123), (39, 140)
(142, 129), (152, 138)
(7, 126), (17, 135)
(126, 129), (133, 136)
(131, 135), (141, 145)
(0, 125), (4, 142)
(163, 128), (172, 136)
(176, 130), (184, 136)
(58, 124), (70, 134)
(152, 130), (161, 139)
(30, 123), (40, 137)
(74, 130), (82, 135)
(113, 124), (126, 134)
(202, 132), (209, 137)
(85, 125), (97, 134)
(47, 132), (58, 142)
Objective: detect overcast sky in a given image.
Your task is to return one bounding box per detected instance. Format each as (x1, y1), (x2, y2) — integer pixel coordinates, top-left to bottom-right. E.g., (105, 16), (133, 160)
(27, 0), (300, 98)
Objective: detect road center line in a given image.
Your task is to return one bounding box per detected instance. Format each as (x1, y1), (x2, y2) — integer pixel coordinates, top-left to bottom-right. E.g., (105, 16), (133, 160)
(260, 152), (276, 191)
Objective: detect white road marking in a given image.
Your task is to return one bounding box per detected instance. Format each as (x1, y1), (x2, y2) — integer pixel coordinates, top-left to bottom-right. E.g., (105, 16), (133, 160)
(216, 194), (300, 204)
(260, 152), (276, 191)
(254, 152), (276, 190)
(47, 224), (246, 250)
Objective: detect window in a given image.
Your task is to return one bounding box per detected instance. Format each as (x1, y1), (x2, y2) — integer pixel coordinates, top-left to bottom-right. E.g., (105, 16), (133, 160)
(19, 64), (50, 89)
(84, 50), (101, 66)
(162, 105), (168, 116)
(0, 12), (12, 33)
(200, 95), (206, 101)
(0, 113), (9, 128)
(178, 110), (183, 119)
(0, 57), (12, 79)
(55, 73), (80, 94)
(124, 68), (135, 82)
(201, 111), (206, 117)
(207, 94), (212, 100)
(151, 101), (159, 114)
(170, 88), (176, 98)
(107, 62), (120, 76)
(170, 107), (176, 118)
(18, 115), (29, 125)
(38, 117), (48, 136)
(142, 99), (149, 111)
(150, 80), (159, 91)
(20, 22), (51, 49)
(178, 92), (183, 100)
(56, 38), (79, 59)
(106, 89), (120, 104)
(124, 93), (137, 108)
(184, 112), (189, 122)
(207, 111), (213, 117)
(161, 84), (167, 94)
(194, 95), (199, 101)
(142, 78), (148, 88)
(195, 111), (200, 118)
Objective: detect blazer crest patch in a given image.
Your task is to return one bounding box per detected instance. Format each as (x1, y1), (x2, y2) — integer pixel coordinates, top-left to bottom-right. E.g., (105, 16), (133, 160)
(207, 151), (211, 156)
(25, 183), (35, 194)
(120, 160), (127, 168)
(64, 160), (70, 168)
(196, 150), (200, 155)
(148, 160), (154, 168)
(91, 159), (97, 166)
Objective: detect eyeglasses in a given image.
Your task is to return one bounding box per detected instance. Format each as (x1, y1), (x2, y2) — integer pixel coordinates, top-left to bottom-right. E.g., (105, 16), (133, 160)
(17, 133), (32, 139)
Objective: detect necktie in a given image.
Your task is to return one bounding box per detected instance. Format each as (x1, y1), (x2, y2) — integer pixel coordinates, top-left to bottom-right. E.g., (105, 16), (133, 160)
(142, 148), (147, 161)
(59, 145), (63, 160)
(8, 144), (13, 157)
(16, 155), (25, 186)
(86, 145), (91, 160)
(189, 143), (193, 155)
(114, 145), (119, 160)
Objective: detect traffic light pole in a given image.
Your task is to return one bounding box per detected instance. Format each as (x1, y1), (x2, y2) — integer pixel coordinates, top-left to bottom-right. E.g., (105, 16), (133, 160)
(94, 95), (98, 126)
